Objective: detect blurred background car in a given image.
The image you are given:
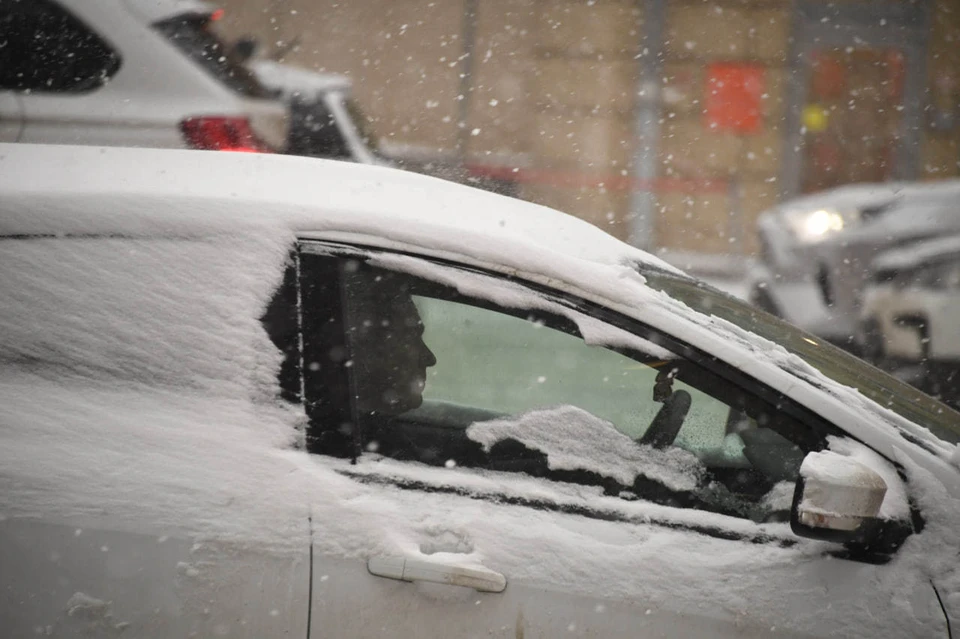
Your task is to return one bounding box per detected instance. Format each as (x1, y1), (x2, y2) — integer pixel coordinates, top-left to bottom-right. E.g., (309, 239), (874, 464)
(247, 57), (386, 164)
(0, 0), (287, 151)
(809, 180), (960, 351)
(859, 235), (960, 407)
(236, 42), (516, 194)
(748, 180), (960, 352)
(747, 183), (903, 345)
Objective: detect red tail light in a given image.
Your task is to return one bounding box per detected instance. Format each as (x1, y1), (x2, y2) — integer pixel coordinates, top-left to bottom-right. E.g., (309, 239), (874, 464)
(179, 116), (273, 153)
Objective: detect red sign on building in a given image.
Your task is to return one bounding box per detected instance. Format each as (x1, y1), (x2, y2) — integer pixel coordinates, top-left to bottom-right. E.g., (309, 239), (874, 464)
(704, 63), (765, 134)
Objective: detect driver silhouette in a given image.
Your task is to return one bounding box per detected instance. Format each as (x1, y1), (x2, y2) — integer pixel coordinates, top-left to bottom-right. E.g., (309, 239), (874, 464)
(346, 274), (437, 419)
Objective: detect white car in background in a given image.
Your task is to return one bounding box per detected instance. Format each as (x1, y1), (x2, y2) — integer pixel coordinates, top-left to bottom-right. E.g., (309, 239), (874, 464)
(860, 235), (960, 405)
(748, 183), (903, 345)
(1, 144), (959, 638)
(749, 181), (960, 352)
(0, 0), (287, 151)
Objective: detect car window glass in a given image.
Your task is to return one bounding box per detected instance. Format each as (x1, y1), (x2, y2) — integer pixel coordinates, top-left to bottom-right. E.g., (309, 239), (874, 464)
(415, 296), (736, 458)
(153, 14), (270, 99)
(334, 259), (819, 524)
(0, 0), (120, 93)
(288, 96), (352, 159)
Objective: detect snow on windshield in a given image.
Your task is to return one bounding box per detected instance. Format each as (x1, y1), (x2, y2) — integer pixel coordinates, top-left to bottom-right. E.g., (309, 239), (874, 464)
(467, 405), (702, 491)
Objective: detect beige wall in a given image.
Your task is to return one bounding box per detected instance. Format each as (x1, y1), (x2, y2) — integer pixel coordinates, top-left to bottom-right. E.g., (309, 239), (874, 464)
(220, 0), (465, 149)
(921, 0), (960, 179)
(218, 0), (960, 257)
(655, 0), (789, 255)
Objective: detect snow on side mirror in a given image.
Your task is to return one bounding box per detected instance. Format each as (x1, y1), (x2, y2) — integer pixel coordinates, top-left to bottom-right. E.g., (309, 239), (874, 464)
(790, 450), (887, 543)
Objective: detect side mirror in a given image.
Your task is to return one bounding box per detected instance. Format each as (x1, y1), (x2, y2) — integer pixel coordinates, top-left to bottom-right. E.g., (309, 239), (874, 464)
(790, 450), (887, 543)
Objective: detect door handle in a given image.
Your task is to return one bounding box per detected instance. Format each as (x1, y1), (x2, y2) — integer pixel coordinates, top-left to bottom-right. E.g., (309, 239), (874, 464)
(367, 556), (507, 593)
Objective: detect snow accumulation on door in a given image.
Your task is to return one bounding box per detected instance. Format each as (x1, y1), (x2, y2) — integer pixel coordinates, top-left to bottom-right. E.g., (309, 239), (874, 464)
(0, 230), (377, 557)
(0, 233), (305, 548)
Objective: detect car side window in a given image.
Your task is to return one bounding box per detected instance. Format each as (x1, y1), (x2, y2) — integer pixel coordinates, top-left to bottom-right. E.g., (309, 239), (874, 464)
(306, 255), (828, 525)
(287, 97), (352, 159)
(0, 0), (120, 93)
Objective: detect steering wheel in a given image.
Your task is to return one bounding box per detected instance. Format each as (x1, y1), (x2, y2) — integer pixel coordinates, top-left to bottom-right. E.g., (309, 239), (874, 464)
(636, 390), (692, 449)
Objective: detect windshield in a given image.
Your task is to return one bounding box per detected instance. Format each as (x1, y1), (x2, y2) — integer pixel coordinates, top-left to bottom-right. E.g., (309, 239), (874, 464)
(641, 267), (960, 445)
(153, 14), (271, 99)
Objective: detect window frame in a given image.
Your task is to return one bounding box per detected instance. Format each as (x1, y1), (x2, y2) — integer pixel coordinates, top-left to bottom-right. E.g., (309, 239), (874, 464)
(297, 239), (846, 445)
(289, 240), (918, 550)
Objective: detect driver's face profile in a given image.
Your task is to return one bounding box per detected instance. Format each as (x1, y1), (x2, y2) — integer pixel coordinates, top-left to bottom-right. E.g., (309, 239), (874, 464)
(349, 278), (436, 417)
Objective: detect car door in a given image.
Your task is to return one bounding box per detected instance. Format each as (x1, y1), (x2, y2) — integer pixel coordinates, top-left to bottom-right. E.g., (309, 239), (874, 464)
(1, 515), (311, 639)
(0, 235), (312, 638)
(285, 241), (946, 639)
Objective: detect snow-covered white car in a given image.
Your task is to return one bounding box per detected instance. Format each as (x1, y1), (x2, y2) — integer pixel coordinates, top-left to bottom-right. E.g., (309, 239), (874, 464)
(0, 0), (287, 151)
(249, 59), (385, 164)
(1, 144), (959, 638)
(860, 235), (960, 405)
(749, 181), (960, 351)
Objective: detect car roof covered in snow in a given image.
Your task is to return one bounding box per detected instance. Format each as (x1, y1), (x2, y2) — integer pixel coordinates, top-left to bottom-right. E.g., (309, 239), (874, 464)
(0, 143), (672, 274)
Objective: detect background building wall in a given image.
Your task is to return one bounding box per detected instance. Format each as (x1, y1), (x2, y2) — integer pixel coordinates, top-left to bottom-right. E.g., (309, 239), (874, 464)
(923, 0), (960, 178)
(656, 0), (789, 255)
(218, 0), (960, 257)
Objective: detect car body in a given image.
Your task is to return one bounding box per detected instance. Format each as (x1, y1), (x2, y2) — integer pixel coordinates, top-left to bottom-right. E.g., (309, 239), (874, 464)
(859, 235), (960, 405)
(0, 0), (287, 151)
(748, 180), (960, 350)
(249, 59), (385, 164)
(1, 144), (959, 638)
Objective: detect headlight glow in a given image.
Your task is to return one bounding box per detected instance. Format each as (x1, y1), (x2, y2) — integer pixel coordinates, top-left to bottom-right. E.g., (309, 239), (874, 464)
(804, 209), (845, 237)
(783, 208), (855, 244)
